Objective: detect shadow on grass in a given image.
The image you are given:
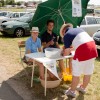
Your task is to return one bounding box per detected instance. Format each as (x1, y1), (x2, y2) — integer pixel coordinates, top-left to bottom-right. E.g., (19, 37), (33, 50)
(1, 60), (97, 100)
(76, 92), (84, 100)
(95, 57), (100, 62)
(65, 93), (84, 100)
(97, 49), (100, 57)
(0, 33), (13, 38)
(3, 66), (71, 100)
(0, 81), (23, 100)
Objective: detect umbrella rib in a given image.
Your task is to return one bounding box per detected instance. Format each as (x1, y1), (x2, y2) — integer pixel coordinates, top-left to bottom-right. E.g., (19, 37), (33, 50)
(34, 12), (56, 23)
(62, 9), (72, 14)
(64, 14), (77, 25)
(58, 0), (61, 9)
(62, 8), (72, 12)
(61, 1), (72, 10)
(51, 13), (58, 19)
(33, 12), (55, 23)
(51, 14), (58, 33)
(58, 0), (66, 23)
(39, 5), (57, 13)
(41, 24), (47, 33)
(56, 15), (59, 34)
(58, 11), (65, 23)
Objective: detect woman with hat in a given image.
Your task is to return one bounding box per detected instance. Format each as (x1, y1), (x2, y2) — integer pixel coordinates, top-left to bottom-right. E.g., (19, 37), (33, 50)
(25, 27), (45, 79)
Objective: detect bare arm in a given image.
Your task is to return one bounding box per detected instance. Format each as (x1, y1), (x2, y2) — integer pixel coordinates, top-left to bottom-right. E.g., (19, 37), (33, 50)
(56, 42), (60, 48)
(62, 48), (71, 56)
(42, 42), (51, 48)
(26, 50), (33, 62)
(26, 50), (31, 54)
(38, 48), (42, 52)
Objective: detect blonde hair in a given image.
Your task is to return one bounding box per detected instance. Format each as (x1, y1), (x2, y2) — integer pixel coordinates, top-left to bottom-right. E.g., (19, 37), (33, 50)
(60, 23), (73, 38)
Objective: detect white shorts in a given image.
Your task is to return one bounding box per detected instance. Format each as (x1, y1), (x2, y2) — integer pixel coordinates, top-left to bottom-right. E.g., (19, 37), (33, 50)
(72, 58), (95, 76)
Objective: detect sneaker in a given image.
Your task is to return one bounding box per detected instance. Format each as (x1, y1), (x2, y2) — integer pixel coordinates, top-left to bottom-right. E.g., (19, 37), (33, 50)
(65, 89), (76, 98)
(76, 85), (86, 94)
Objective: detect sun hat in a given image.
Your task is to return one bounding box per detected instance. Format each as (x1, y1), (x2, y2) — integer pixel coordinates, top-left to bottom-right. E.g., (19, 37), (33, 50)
(30, 27), (40, 33)
(60, 23), (73, 38)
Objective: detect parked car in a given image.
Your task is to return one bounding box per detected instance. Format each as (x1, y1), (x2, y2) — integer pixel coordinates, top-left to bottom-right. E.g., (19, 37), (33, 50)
(93, 30), (100, 49)
(0, 11), (12, 17)
(0, 12), (29, 25)
(20, 12), (34, 18)
(19, 5), (26, 8)
(0, 13), (33, 37)
(26, 8), (36, 13)
(80, 16), (100, 36)
(93, 30), (100, 56)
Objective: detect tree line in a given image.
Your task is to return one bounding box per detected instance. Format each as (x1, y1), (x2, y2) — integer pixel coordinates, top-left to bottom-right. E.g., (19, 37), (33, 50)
(0, 0), (21, 7)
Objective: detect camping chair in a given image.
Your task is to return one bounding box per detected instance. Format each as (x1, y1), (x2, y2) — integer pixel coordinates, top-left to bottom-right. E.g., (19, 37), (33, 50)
(18, 41), (33, 78)
(18, 41), (40, 87)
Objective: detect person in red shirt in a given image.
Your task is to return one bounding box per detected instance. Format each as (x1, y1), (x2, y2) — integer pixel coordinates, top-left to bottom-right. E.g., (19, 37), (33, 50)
(60, 23), (98, 98)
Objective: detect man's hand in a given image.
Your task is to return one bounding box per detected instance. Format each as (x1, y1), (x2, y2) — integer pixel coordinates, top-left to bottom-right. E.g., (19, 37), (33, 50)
(42, 40), (54, 48)
(42, 42), (51, 48)
(49, 40), (54, 45)
(62, 48), (71, 56)
(62, 50), (68, 56)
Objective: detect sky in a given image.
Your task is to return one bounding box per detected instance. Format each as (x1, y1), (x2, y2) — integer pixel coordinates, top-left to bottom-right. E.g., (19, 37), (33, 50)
(15, 0), (100, 5)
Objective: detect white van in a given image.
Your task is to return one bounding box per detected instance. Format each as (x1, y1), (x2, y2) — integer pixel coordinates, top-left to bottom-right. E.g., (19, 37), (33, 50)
(80, 16), (100, 36)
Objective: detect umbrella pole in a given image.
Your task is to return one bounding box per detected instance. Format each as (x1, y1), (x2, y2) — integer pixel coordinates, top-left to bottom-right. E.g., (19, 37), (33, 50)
(58, 10), (65, 24)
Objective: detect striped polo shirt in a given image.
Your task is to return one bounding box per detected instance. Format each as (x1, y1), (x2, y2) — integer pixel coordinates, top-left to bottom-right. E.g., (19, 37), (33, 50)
(64, 28), (98, 61)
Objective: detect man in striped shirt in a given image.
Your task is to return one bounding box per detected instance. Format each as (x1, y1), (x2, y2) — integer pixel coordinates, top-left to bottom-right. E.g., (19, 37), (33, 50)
(60, 23), (98, 98)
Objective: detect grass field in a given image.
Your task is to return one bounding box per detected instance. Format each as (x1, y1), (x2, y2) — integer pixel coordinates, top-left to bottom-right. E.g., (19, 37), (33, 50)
(0, 33), (100, 100)
(0, 8), (25, 12)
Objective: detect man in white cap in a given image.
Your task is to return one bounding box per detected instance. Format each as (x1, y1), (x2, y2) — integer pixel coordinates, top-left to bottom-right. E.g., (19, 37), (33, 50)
(60, 23), (98, 98)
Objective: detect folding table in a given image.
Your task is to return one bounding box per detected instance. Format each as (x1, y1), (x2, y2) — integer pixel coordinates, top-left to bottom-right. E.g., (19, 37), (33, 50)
(25, 52), (74, 96)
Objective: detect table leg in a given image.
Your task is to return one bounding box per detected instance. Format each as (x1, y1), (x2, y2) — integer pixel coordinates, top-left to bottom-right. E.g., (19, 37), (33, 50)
(66, 59), (68, 67)
(44, 67), (47, 96)
(31, 60), (35, 87)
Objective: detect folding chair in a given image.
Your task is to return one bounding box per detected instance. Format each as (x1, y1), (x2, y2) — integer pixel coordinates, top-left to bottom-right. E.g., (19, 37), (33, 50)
(18, 41), (33, 78)
(18, 41), (39, 87)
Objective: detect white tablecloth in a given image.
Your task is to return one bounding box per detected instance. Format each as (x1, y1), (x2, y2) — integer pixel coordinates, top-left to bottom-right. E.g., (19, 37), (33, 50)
(25, 52), (74, 79)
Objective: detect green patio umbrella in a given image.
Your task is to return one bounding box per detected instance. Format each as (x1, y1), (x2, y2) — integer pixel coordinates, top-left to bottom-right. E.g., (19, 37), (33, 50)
(30, 0), (89, 36)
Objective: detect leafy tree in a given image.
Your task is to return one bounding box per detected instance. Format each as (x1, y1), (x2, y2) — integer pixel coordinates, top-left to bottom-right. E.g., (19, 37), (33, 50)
(16, 2), (21, 6)
(6, 0), (15, 5)
(0, 2), (2, 7)
(0, 0), (5, 6)
(24, 2), (28, 7)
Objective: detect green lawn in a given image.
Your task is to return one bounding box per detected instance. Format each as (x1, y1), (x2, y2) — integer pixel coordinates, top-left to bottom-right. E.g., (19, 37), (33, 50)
(0, 8), (25, 12)
(0, 33), (100, 100)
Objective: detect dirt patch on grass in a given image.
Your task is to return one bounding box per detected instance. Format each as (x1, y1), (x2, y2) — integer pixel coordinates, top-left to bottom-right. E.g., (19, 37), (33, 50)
(0, 34), (27, 76)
